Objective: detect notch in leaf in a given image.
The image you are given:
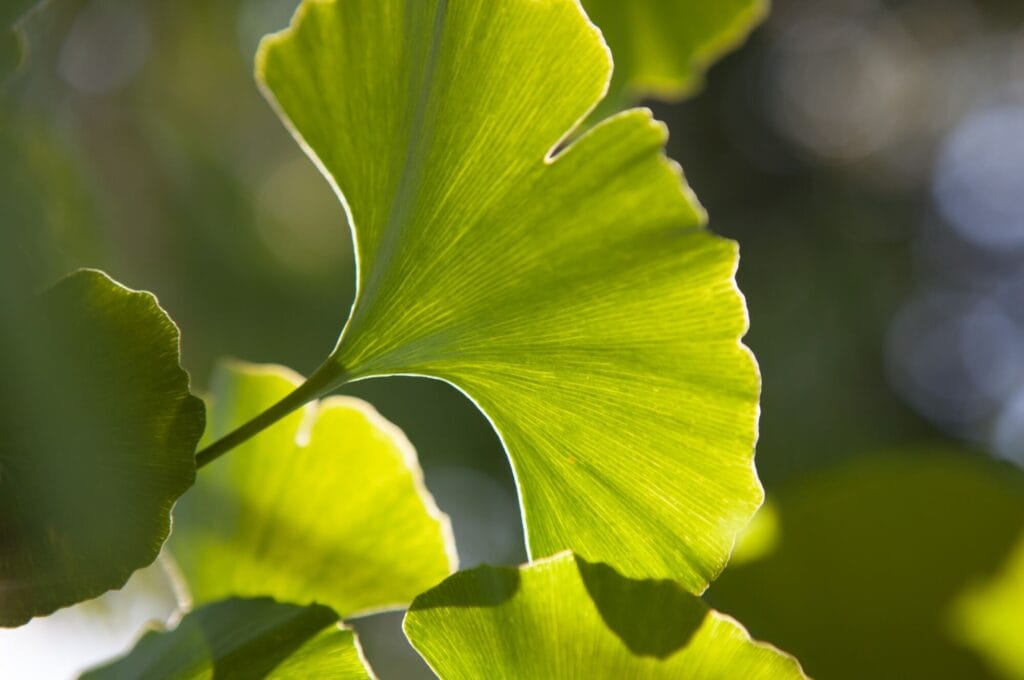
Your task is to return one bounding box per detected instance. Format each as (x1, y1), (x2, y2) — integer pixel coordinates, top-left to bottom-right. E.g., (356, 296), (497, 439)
(0, 269), (204, 627)
(196, 0), (762, 591)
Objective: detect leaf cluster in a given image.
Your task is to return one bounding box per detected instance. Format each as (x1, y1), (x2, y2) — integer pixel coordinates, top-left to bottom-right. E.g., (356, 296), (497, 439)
(13, 1), (1014, 679)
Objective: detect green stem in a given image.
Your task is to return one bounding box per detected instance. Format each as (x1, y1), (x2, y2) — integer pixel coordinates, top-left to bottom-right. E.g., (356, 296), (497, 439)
(194, 359), (348, 469)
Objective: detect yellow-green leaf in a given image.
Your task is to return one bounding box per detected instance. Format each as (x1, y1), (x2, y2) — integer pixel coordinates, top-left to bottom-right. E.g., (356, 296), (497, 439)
(582, 0), (768, 115)
(258, 0), (760, 592)
(82, 597), (372, 680)
(0, 269), (203, 627)
(404, 551), (805, 679)
(171, 361), (456, 617)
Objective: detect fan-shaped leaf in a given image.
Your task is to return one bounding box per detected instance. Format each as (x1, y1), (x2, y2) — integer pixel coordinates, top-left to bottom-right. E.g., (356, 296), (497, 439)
(0, 269), (203, 626)
(172, 360), (456, 617)
(257, 0), (760, 591)
(82, 597), (372, 680)
(404, 551), (805, 679)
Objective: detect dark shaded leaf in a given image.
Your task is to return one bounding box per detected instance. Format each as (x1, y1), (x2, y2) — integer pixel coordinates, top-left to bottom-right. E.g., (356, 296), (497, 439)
(0, 270), (203, 626)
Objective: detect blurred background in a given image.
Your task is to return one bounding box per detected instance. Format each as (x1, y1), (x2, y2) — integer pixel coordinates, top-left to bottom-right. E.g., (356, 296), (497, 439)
(1, 0), (1023, 677)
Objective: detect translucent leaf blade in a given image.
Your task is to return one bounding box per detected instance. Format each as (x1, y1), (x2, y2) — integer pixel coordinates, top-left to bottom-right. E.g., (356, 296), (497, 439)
(582, 0), (768, 111)
(259, 0), (760, 591)
(404, 551), (805, 679)
(171, 361), (456, 617)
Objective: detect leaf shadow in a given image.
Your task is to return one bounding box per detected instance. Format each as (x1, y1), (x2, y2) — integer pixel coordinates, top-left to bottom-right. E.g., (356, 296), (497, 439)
(408, 564), (521, 610)
(81, 598), (337, 679)
(202, 598), (338, 679)
(576, 555), (707, 659)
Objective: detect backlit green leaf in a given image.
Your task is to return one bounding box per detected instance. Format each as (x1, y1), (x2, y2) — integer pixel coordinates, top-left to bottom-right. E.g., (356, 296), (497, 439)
(710, 451), (1024, 680)
(404, 551), (805, 679)
(0, 269), (203, 627)
(582, 0), (768, 115)
(258, 0), (760, 591)
(172, 360), (456, 617)
(82, 597), (373, 679)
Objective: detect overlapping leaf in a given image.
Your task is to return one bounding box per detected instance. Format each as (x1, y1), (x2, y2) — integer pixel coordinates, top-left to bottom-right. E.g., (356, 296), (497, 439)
(405, 551), (805, 678)
(0, 269), (203, 626)
(0, 559), (180, 678)
(258, 0), (760, 591)
(582, 0), (767, 116)
(82, 597), (373, 679)
(171, 361), (456, 617)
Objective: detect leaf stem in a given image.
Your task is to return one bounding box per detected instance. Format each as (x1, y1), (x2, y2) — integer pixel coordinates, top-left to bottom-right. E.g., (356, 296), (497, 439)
(194, 359), (348, 469)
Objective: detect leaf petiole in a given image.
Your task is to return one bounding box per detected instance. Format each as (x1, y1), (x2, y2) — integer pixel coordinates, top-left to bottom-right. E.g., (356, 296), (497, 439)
(194, 359), (347, 469)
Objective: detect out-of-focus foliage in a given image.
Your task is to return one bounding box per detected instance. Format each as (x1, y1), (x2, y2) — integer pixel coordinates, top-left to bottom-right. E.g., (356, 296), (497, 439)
(710, 451), (1024, 680)
(953, 535), (1024, 679)
(405, 551), (806, 679)
(674, 0), (1024, 479)
(581, 0), (767, 118)
(0, 29), (22, 82)
(0, 270), (203, 627)
(172, 360), (456, 617)
(0, 115), (103, 282)
(259, 0), (760, 592)
(82, 597), (373, 679)
(0, 0), (38, 83)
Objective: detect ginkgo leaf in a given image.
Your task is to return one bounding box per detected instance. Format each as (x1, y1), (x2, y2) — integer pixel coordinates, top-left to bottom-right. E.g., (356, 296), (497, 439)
(82, 597), (373, 680)
(710, 451), (1024, 680)
(0, 269), (203, 627)
(581, 0), (767, 115)
(256, 0), (760, 592)
(172, 360), (456, 617)
(404, 551), (805, 679)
